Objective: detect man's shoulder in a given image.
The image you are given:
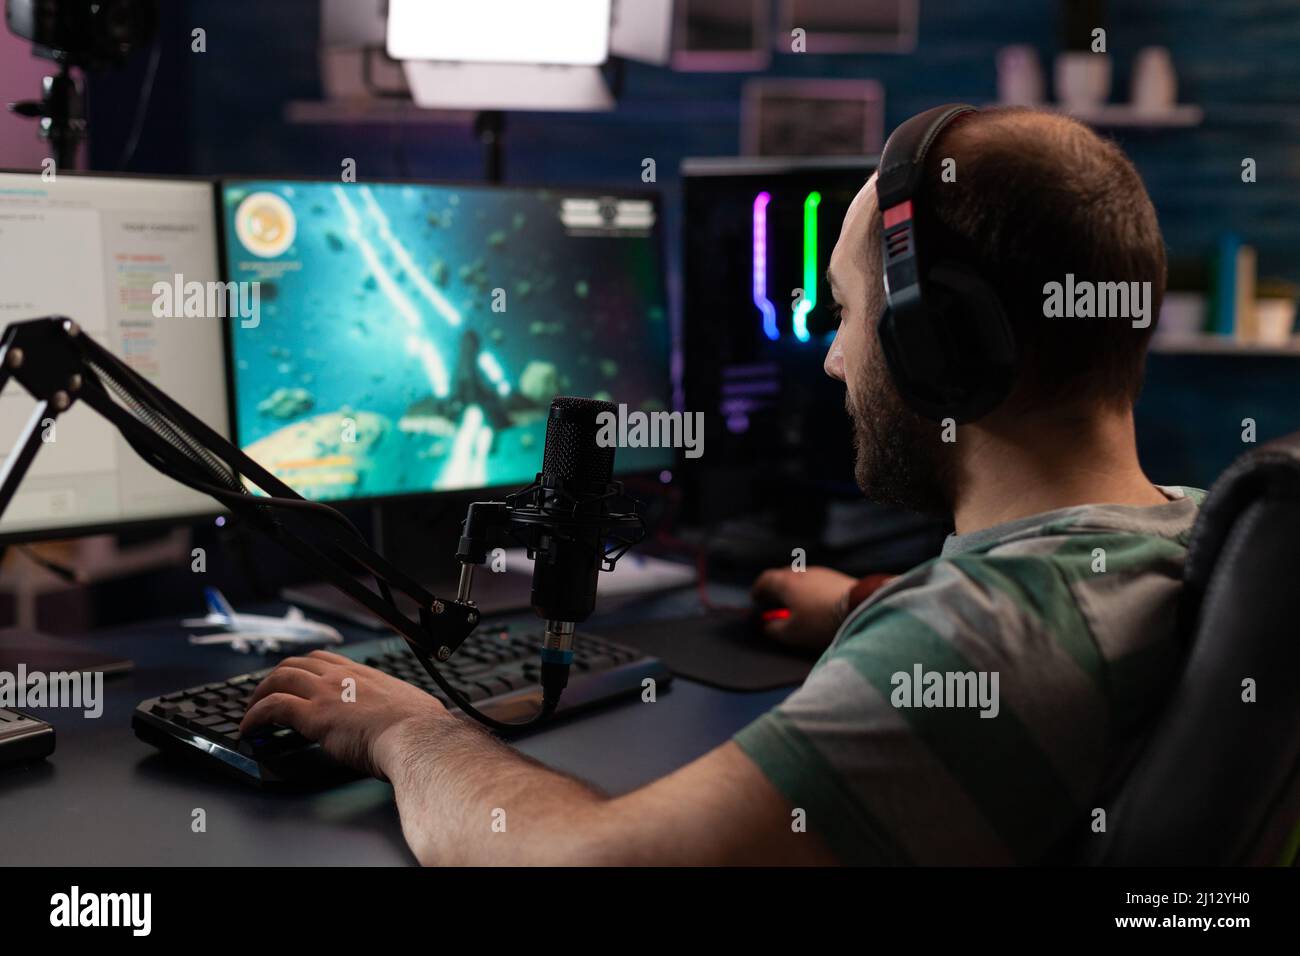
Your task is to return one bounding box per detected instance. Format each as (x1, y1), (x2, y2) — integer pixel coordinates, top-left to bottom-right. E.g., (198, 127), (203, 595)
(826, 518), (1194, 722)
(837, 492), (1203, 657)
(735, 498), (1202, 864)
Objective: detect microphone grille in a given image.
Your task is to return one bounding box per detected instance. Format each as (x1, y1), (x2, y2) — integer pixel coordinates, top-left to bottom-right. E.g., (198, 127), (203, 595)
(542, 396), (616, 485)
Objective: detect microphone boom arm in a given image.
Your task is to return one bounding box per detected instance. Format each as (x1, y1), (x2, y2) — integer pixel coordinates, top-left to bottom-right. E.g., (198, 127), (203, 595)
(0, 317), (562, 730)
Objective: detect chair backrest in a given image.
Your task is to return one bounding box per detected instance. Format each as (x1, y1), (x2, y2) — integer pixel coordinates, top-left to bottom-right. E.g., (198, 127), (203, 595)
(1087, 431), (1300, 865)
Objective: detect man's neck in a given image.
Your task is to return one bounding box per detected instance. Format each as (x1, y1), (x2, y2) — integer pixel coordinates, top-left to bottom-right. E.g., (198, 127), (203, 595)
(950, 406), (1167, 536)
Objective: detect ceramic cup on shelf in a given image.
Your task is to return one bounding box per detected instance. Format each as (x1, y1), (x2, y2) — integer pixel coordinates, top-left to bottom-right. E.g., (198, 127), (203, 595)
(1255, 298), (1298, 346)
(1155, 292), (1208, 341)
(1055, 51), (1111, 113)
(997, 45), (1045, 106)
(1132, 46), (1177, 115)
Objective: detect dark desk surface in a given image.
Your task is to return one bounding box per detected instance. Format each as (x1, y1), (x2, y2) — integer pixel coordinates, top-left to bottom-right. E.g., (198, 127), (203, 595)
(0, 586), (791, 865)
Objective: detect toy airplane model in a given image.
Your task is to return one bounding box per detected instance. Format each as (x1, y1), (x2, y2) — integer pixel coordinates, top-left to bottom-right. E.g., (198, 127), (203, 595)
(182, 588), (345, 654)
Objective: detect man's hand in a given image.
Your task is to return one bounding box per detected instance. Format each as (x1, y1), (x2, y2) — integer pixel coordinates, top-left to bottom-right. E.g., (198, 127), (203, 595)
(240, 650), (448, 779)
(751, 566), (856, 652)
(240, 654), (836, 866)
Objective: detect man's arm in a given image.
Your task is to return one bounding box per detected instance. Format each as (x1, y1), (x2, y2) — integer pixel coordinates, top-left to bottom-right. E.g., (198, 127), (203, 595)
(242, 651), (836, 866)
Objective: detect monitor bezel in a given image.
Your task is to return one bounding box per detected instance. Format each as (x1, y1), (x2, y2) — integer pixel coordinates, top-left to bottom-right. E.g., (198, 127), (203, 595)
(0, 167), (231, 545)
(215, 173), (675, 510)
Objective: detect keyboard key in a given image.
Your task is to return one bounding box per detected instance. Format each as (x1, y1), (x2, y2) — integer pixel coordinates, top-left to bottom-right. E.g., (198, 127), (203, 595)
(239, 724), (307, 756)
(475, 677), (507, 696)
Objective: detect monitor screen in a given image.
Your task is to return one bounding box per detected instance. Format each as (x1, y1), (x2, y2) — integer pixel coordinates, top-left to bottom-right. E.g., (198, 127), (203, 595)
(221, 179), (672, 501)
(0, 172), (229, 540)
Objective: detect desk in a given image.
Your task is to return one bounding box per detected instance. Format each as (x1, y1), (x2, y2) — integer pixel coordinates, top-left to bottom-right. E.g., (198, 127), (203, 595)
(0, 588), (791, 865)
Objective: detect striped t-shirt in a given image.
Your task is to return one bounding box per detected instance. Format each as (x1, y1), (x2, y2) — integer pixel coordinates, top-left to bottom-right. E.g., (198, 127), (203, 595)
(735, 486), (1204, 864)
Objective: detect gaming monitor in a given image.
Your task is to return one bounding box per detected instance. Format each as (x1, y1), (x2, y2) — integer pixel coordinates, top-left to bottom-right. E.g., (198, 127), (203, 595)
(220, 178), (673, 502)
(0, 171), (229, 541)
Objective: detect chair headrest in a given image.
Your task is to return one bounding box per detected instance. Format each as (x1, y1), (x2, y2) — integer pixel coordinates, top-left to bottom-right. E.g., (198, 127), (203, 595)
(1183, 431), (1300, 608)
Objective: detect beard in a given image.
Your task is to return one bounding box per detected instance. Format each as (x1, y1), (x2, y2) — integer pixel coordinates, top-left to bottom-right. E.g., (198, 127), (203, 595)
(847, 346), (956, 515)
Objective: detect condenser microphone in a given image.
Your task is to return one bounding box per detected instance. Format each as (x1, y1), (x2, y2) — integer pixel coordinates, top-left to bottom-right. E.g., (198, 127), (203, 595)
(530, 396), (618, 695)
(453, 394), (644, 718)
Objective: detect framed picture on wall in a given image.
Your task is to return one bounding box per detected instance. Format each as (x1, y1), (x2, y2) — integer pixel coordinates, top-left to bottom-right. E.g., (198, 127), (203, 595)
(673, 0), (771, 71)
(776, 0), (919, 54)
(741, 79), (885, 156)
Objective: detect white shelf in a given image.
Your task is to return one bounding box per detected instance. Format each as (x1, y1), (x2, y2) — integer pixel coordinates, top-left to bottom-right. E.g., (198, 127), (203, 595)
(988, 102), (1204, 128)
(1150, 334), (1300, 357)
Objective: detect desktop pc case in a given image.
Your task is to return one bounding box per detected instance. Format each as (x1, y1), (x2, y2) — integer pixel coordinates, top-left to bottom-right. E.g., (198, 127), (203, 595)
(678, 157), (945, 573)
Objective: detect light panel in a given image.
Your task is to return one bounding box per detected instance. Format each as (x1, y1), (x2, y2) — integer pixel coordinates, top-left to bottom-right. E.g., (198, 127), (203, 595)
(387, 0), (612, 66)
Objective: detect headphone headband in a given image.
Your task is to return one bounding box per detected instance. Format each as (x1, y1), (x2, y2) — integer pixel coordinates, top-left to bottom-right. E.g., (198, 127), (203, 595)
(874, 104), (1017, 423)
(877, 104), (978, 313)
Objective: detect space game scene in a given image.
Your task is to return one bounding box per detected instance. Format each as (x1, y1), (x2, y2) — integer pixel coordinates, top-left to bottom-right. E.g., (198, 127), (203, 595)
(222, 179), (673, 501)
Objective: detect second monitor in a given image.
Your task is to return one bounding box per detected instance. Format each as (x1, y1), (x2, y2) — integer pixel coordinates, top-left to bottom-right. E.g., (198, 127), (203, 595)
(221, 179), (673, 502)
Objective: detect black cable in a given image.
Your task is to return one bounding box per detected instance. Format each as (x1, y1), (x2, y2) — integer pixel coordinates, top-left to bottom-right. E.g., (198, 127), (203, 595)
(409, 643), (558, 735)
(115, 35), (162, 171)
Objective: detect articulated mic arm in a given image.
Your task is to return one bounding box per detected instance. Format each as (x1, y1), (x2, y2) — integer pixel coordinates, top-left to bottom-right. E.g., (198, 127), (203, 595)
(0, 317), (553, 731)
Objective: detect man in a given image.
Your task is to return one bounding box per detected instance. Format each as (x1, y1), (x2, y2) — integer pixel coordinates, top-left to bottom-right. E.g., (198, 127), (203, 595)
(242, 107), (1198, 865)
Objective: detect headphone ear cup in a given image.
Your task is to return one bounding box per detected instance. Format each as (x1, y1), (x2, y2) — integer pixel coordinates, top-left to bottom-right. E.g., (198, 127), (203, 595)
(877, 263), (1018, 423)
(927, 262), (1017, 421)
(878, 302), (947, 413)
(878, 300), (941, 387)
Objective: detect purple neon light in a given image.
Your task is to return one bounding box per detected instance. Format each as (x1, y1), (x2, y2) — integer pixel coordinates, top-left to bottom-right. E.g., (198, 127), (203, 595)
(752, 191), (778, 341)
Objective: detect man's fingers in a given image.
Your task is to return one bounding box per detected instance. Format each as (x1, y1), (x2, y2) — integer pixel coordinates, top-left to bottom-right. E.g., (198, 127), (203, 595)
(248, 664), (322, 709)
(276, 654), (333, 676)
(307, 649), (354, 666)
(751, 568), (789, 603)
(240, 692), (314, 734)
(760, 614), (792, 642)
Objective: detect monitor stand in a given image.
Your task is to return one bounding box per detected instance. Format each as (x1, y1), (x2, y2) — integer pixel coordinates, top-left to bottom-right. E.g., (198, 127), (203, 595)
(281, 499), (535, 630)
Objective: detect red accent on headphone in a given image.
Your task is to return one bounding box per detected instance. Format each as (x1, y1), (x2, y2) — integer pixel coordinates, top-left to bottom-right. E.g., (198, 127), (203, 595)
(883, 200), (914, 229)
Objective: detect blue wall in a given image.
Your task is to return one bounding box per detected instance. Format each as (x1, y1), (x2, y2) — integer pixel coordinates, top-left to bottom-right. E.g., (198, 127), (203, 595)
(99, 0), (1300, 287)
(82, 0), (1300, 489)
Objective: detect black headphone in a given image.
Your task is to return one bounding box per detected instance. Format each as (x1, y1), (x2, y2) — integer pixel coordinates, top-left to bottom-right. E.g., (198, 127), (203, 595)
(875, 104), (1017, 423)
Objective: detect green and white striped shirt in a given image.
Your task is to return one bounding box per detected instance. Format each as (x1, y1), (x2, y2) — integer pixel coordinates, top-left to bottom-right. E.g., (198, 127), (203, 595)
(735, 486), (1204, 864)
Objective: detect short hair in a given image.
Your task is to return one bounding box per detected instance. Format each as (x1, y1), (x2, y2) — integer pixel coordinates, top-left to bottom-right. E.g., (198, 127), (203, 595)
(875, 107), (1167, 412)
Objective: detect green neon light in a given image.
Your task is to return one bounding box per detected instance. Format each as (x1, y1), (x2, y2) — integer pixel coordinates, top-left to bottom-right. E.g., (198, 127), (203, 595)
(792, 191), (821, 342)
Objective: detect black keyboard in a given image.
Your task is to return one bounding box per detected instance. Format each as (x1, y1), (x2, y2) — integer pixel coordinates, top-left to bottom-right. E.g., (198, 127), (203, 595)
(132, 625), (669, 786)
(0, 708), (56, 768)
